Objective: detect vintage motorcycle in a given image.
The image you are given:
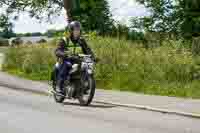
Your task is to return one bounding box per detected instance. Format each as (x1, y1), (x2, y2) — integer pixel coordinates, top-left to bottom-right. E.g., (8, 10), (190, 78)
(50, 54), (96, 106)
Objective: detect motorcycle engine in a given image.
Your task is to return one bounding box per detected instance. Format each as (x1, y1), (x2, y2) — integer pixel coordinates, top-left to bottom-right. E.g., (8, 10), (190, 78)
(65, 84), (75, 99)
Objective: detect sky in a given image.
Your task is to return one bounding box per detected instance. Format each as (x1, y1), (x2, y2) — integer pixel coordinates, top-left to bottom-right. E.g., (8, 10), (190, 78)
(12, 0), (149, 33)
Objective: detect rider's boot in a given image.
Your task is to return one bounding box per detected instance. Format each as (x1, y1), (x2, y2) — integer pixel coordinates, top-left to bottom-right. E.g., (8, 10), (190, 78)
(57, 80), (65, 95)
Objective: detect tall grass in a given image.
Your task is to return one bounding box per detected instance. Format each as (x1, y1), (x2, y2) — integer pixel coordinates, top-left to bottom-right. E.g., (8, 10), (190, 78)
(89, 37), (200, 98)
(3, 37), (200, 98)
(3, 44), (56, 80)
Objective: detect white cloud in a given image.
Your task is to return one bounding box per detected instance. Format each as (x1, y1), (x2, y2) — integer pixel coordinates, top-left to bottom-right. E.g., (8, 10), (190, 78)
(13, 9), (67, 33)
(109, 0), (149, 24)
(13, 0), (149, 33)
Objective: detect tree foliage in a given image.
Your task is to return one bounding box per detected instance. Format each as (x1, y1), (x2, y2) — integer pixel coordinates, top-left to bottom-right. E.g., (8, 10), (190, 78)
(0, 0), (64, 20)
(133, 0), (200, 39)
(0, 14), (15, 38)
(0, 0), (113, 35)
(72, 0), (113, 35)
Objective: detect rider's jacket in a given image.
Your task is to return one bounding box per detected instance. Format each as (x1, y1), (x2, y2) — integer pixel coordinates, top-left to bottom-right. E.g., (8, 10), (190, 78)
(55, 35), (95, 63)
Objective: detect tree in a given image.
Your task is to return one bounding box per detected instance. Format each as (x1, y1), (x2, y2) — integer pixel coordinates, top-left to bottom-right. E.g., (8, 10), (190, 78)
(43, 29), (65, 37)
(0, 0), (65, 20)
(133, 0), (200, 39)
(72, 0), (114, 35)
(128, 30), (144, 41)
(32, 32), (42, 36)
(114, 23), (129, 39)
(133, 0), (176, 32)
(0, 14), (15, 38)
(178, 0), (200, 38)
(63, 0), (80, 22)
(24, 33), (32, 37)
(0, 0), (113, 35)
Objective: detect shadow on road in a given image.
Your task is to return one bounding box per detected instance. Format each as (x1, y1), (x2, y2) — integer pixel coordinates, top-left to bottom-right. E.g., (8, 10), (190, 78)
(63, 102), (117, 109)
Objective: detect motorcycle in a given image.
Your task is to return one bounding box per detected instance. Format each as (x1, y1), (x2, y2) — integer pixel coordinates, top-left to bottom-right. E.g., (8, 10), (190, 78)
(50, 54), (96, 106)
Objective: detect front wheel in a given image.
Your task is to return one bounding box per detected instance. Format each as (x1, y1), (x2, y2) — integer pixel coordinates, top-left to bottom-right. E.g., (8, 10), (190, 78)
(53, 87), (66, 103)
(78, 75), (96, 106)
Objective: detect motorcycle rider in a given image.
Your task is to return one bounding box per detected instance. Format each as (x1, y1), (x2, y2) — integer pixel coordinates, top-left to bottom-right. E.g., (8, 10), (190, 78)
(54, 21), (96, 94)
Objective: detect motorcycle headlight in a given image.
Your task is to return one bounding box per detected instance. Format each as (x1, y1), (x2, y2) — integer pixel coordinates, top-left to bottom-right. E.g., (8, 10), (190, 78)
(87, 69), (93, 74)
(88, 63), (94, 69)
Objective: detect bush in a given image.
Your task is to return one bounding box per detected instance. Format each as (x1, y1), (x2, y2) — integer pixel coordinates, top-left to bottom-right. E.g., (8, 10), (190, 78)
(10, 37), (23, 47)
(0, 38), (9, 47)
(26, 41), (33, 45)
(37, 39), (47, 44)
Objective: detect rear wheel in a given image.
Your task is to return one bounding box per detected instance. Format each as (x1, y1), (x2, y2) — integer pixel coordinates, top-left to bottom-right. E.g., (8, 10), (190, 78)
(78, 75), (96, 106)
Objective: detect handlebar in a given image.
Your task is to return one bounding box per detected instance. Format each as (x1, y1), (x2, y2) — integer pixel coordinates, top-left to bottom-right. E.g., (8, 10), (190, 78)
(64, 54), (100, 63)
(78, 54), (92, 57)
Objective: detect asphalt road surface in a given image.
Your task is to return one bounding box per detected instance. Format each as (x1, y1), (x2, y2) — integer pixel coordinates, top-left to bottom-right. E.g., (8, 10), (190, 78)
(0, 86), (200, 133)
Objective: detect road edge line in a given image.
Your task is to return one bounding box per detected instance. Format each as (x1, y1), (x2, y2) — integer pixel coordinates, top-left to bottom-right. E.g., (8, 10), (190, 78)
(94, 101), (200, 119)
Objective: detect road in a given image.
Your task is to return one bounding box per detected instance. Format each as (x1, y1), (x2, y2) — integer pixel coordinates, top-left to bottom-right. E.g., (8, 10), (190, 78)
(0, 86), (200, 133)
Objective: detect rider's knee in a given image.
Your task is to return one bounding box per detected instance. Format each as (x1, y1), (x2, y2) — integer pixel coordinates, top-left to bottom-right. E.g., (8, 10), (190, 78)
(55, 62), (60, 69)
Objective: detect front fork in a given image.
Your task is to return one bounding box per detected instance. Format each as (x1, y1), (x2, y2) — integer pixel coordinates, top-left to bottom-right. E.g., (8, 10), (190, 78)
(80, 69), (93, 93)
